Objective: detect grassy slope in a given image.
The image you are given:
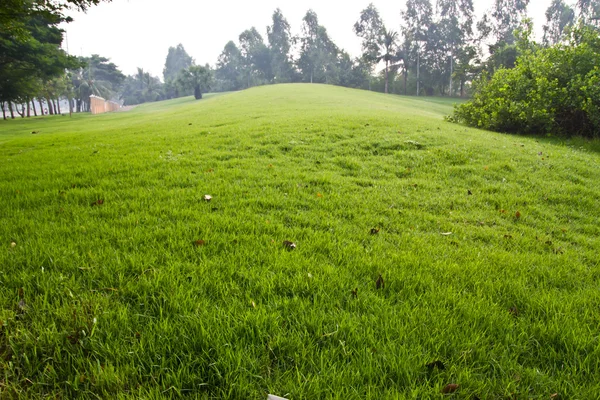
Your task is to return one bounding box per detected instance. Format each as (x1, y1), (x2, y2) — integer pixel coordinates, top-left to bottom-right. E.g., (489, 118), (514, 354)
(1, 84), (599, 399)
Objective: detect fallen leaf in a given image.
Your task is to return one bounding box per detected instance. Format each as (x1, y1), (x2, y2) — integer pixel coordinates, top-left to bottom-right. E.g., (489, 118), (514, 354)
(18, 299), (27, 312)
(251, 301), (256, 308)
(10, 242), (16, 248)
(426, 360), (446, 370)
(370, 228), (380, 235)
(90, 199), (104, 207)
(515, 211), (521, 219)
(194, 239), (206, 247)
(484, 166), (489, 171)
(509, 306), (519, 316)
(504, 234), (513, 239)
(441, 232), (453, 236)
(442, 383), (459, 394)
(283, 240), (296, 250)
(135, 332), (141, 340)
(351, 288), (358, 298)
(203, 195), (212, 202)
(550, 394), (559, 399)
(376, 274), (384, 289)
(500, 209), (507, 214)
(317, 193), (323, 198)
(18, 288), (24, 299)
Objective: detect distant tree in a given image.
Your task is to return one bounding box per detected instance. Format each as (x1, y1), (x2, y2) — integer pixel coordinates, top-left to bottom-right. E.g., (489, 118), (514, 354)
(437, 0), (475, 96)
(267, 9), (294, 83)
(489, 0), (530, 45)
(239, 27), (271, 87)
(401, 0), (433, 95)
(121, 68), (165, 106)
(543, 0), (576, 45)
(353, 4), (385, 89)
(163, 44), (193, 98)
(577, 0), (600, 26)
(176, 65), (212, 100)
(216, 41), (244, 91)
(298, 10), (339, 84)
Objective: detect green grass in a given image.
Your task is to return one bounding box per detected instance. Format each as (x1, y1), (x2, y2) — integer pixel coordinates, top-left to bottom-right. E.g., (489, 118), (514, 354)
(1, 84), (599, 399)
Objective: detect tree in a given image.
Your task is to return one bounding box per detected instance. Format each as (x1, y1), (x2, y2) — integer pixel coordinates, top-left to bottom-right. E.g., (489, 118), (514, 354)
(176, 65), (212, 100)
(163, 44), (193, 98)
(239, 27), (271, 87)
(267, 9), (294, 83)
(489, 0), (530, 45)
(1, 0), (109, 116)
(216, 41), (243, 91)
(577, 0), (600, 26)
(353, 4), (385, 88)
(401, 0), (433, 95)
(543, 0), (576, 45)
(437, 0), (475, 95)
(298, 10), (339, 84)
(120, 68), (165, 106)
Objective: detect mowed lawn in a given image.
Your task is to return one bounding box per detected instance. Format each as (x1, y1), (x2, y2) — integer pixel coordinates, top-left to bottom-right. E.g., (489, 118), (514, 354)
(1, 84), (599, 399)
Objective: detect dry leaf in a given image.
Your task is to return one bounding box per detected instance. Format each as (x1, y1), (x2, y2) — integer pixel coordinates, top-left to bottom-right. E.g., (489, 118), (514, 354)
(370, 228), (380, 235)
(376, 274), (384, 289)
(18, 288), (24, 299)
(441, 232), (453, 236)
(10, 242), (16, 248)
(500, 209), (507, 214)
(426, 360), (446, 370)
(509, 306), (519, 316)
(251, 301), (256, 308)
(515, 210), (521, 219)
(283, 240), (296, 250)
(194, 239), (206, 247)
(317, 193), (323, 198)
(442, 383), (459, 394)
(203, 195), (212, 202)
(484, 166), (489, 170)
(90, 199), (104, 207)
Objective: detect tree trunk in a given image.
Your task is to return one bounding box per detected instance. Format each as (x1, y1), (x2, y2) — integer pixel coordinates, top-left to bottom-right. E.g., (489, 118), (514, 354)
(460, 80), (464, 98)
(385, 61), (389, 94)
(17, 104), (25, 118)
(404, 67), (407, 95)
(47, 98), (54, 115)
(38, 99), (44, 115)
(56, 99), (61, 114)
(26, 101), (30, 117)
(194, 85), (202, 100)
(32, 100), (37, 116)
(1, 102), (5, 120)
(9, 102), (15, 119)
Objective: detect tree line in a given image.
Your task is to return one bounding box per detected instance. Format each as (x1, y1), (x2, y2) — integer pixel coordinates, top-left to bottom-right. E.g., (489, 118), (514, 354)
(2, 0), (599, 119)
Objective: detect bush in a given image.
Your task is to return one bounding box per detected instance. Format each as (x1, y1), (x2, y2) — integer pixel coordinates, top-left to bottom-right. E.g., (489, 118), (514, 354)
(450, 26), (600, 138)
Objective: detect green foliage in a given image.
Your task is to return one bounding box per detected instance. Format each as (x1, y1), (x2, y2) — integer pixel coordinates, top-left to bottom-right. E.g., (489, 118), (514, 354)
(451, 26), (600, 137)
(176, 65), (213, 100)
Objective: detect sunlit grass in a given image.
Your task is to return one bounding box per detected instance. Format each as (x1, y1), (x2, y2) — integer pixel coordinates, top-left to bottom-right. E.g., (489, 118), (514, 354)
(1, 84), (599, 398)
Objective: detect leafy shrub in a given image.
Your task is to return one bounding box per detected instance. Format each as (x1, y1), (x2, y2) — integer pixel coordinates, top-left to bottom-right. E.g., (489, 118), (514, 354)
(450, 26), (600, 138)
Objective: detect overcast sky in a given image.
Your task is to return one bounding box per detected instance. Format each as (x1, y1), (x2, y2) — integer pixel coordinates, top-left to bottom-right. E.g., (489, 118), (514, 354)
(62, 0), (553, 79)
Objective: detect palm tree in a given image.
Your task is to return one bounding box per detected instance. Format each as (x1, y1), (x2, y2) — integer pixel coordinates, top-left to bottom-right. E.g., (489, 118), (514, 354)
(380, 29), (399, 94)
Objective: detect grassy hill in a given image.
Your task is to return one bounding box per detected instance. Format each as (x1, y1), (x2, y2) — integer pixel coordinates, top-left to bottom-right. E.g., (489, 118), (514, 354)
(1, 84), (599, 398)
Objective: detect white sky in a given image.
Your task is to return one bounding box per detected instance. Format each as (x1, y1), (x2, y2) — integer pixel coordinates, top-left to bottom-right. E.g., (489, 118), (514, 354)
(62, 0), (553, 79)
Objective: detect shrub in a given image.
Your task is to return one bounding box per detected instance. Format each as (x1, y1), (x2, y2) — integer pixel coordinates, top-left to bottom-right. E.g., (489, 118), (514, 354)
(450, 26), (600, 138)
